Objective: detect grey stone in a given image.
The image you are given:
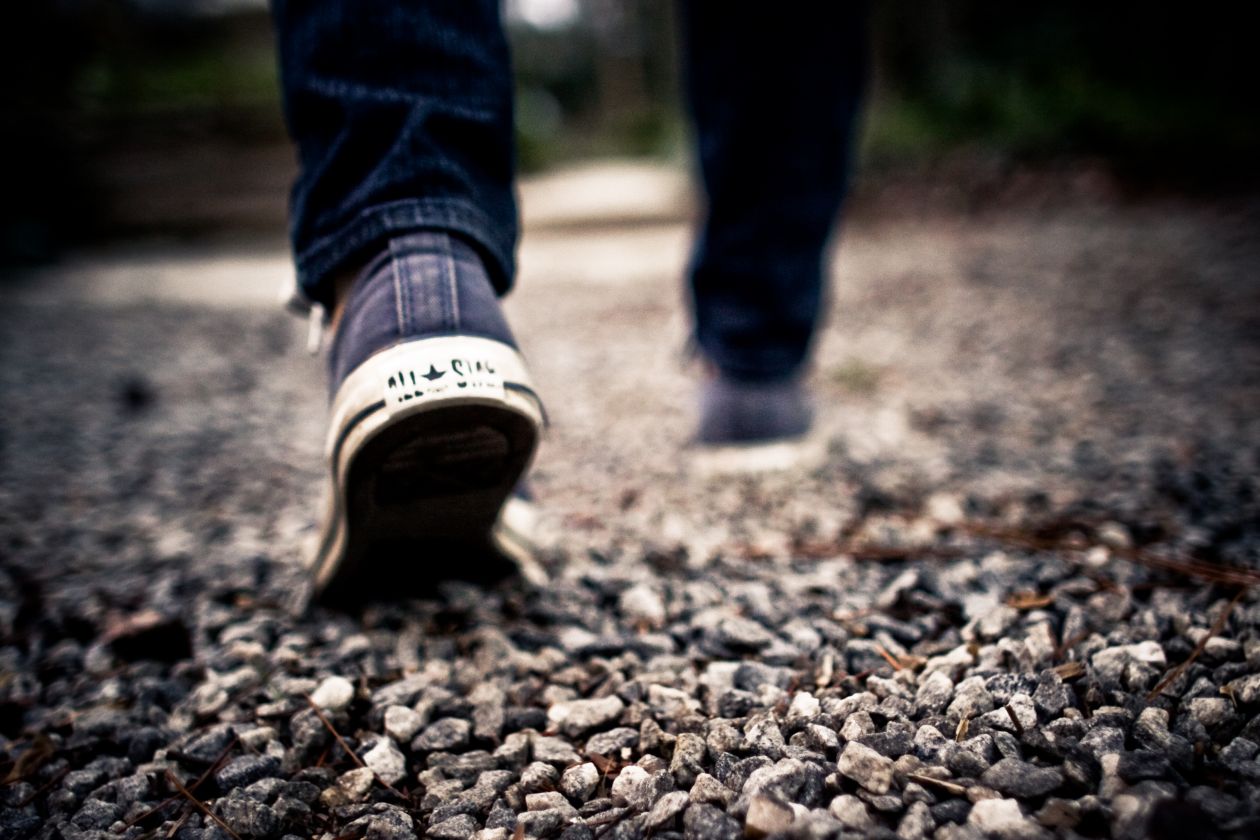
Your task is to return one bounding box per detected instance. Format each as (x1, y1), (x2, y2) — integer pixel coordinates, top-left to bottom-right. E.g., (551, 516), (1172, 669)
(683, 802), (742, 840)
(916, 671), (955, 715)
(214, 790), (281, 837)
(688, 773), (732, 806)
(897, 800), (935, 840)
(215, 755), (282, 791)
(585, 727), (639, 757)
(310, 676), (355, 712)
(980, 758), (1063, 798)
(745, 794), (795, 837)
(1116, 750), (1171, 782)
(828, 794), (875, 831)
(520, 762), (561, 793)
(560, 763), (601, 803)
(547, 696), (626, 738)
(428, 814), (480, 839)
(364, 738), (407, 786)
(384, 705), (425, 743)
(413, 718), (471, 752)
(644, 790), (688, 830)
(532, 735), (582, 766)
(838, 741), (895, 794)
(967, 798), (1047, 839)
(670, 732), (707, 787)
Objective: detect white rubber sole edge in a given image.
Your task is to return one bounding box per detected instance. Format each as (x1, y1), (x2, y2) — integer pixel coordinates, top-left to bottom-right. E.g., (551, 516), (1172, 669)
(309, 336), (544, 592)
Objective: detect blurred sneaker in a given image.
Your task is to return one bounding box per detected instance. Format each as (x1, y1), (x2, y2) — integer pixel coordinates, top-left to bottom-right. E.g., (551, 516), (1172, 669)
(690, 374), (822, 473)
(311, 232), (544, 604)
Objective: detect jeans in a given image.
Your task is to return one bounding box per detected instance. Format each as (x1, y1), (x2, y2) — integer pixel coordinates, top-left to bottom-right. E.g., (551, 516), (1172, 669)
(273, 1), (865, 382)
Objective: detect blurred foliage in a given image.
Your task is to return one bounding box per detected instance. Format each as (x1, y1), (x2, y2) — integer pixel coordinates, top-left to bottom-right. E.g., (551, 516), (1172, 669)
(2, 0), (1257, 261)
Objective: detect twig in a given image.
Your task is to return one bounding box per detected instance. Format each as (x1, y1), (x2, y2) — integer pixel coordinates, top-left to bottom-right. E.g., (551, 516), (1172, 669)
(905, 773), (969, 796)
(304, 695), (410, 802)
(1004, 704), (1025, 737)
(304, 696), (365, 769)
(164, 769), (243, 840)
(875, 644), (904, 671)
(125, 737), (238, 830)
(1146, 589), (1246, 703)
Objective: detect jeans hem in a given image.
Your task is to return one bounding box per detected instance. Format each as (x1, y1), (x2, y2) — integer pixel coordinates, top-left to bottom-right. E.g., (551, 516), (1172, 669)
(295, 197), (515, 307)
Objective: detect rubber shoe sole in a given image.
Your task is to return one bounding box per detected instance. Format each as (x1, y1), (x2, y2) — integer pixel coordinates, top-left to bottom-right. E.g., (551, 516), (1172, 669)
(311, 335), (544, 605)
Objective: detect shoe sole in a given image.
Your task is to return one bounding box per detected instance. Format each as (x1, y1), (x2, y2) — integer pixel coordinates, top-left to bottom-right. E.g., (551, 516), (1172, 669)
(311, 335), (544, 604)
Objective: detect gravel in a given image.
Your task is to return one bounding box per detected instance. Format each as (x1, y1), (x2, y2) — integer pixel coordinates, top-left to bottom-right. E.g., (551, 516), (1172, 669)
(3, 193), (1260, 838)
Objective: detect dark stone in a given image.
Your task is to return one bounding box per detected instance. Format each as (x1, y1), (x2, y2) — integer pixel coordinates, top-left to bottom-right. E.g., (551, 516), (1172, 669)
(215, 755), (282, 792)
(1117, 750), (1172, 783)
(682, 803), (741, 840)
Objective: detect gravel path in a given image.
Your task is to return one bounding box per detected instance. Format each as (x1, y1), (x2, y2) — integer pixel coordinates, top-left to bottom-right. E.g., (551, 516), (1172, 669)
(2, 190), (1259, 839)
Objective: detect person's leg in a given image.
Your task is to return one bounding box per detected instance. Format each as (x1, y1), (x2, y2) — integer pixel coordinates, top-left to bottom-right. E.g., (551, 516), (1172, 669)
(680, 1), (866, 432)
(272, 0), (518, 307)
(272, 1), (543, 604)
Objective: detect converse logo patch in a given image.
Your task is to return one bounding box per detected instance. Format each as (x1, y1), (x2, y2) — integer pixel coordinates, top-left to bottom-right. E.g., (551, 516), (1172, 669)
(385, 355), (505, 409)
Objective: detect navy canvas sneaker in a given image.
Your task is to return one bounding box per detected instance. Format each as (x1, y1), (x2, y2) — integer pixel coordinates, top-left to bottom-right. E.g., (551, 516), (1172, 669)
(691, 373), (820, 473)
(696, 375), (812, 444)
(311, 232), (545, 603)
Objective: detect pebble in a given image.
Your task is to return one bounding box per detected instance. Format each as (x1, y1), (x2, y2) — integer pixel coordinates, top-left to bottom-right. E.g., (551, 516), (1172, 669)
(546, 695), (625, 737)
(980, 758), (1063, 798)
(745, 795), (796, 837)
(968, 798), (1047, 839)
(413, 718), (472, 752)
(384, 705), (424, 742)
(310, 675), (355, 712)
(363, 738), (407, 786)
(838, 742), (895, 794)
(560, 763), (601, 803)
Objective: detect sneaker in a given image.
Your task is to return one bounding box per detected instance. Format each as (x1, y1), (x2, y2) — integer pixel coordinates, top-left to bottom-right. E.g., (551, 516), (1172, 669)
(311, 232), (545, 603)
(690, 373), (821, 473)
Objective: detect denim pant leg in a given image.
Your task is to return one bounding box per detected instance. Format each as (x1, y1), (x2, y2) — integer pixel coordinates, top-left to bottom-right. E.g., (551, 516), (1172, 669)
(681, 1), (867, 382)
(272, 0), (516, 308)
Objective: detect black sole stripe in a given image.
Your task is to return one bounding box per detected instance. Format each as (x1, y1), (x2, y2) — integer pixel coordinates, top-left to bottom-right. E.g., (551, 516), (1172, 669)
(317, 382), (545, 573)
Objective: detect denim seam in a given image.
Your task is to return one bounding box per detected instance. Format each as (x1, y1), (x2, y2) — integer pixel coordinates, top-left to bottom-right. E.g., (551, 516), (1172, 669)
(388, 240), (410, 334)
(296, 198), (513, 304)
(443, 236), (461, 330)
(300, 77), (501, 115)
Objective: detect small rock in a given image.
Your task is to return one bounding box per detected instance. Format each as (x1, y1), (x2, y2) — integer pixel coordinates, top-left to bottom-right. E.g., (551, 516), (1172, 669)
(1091, 642), (1166, 685)
(968, 798), (1048, 839)
(620, 584), (666, 627)
(829, 794), (876, 830)
(526, 791), (574, 812)
(384, 705), (425, 743)
(689, 773), (733, 806)
(670, 732), (707, 787)
(532, 735), (582, 766)
(1226, 673), (1260, 704)
(897, 800), (935, 840)
(520, 762), (560, 793)
(745, 795), (795, 837)
(547, 695), (625, 738)
(787, 692), (821, 719)
(560, 763), (600, 803)
(215, 755), (281, 791)
(644, 790), (688, 830)
(610, 766), (649, 807)
(428, 814), (480, 839)
(585, 727), (638, 757)
(980, 758), (1063, 798)
(838, 742), (895, 794)
(364, 738), (407, 786)
(310, 675), (355, 712)
(414, 718), (471, 752)
(916, 671), (955, 715)
(683, 802), (742, 840)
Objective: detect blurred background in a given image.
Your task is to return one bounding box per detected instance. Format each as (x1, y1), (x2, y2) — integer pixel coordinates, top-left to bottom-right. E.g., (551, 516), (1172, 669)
(2, 0), (1257, 266)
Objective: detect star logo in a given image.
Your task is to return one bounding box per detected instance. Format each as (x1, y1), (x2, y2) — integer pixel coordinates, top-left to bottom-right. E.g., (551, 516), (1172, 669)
(421, 364), (446, 382)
